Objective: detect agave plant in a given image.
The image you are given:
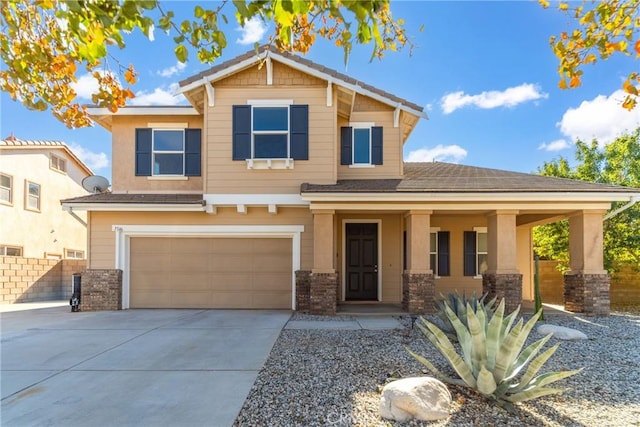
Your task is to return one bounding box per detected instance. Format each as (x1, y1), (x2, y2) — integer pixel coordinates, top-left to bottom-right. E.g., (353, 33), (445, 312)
(408, 299), (582, 411)
(435, 291), (498, 339)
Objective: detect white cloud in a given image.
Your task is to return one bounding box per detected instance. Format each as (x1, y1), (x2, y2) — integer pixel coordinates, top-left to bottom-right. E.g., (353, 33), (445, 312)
(405, 144), (468, 163)
(72, 73), (100, 100)
(129, 83), (186, 106)
(236, 17), (267, 45)
(538, 139), (571, 152)
(441, 83), (548, 114)
(557, 90), (640, 147)
(68, 143), (109, 171)
(157, 61), (187, 78)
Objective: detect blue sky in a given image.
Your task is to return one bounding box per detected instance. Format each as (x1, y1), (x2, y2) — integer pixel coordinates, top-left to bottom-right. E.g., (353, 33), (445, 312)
(2, 1), (639, 181)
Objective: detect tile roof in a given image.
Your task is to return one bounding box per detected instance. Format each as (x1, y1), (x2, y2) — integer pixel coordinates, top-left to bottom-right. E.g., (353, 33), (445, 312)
(179, 45), (424, 113)
(62, 193), (205, 204)
(301, 162), (640, 193)
(1, 137), (94, 175)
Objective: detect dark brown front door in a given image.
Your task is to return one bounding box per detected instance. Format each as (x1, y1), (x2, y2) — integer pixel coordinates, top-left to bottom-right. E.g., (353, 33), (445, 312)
(345, 223), (378, 300)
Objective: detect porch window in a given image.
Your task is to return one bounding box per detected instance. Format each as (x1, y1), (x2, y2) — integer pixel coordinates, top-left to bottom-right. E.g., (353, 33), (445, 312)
(430, 230), (450, 277)
(464, 228), (488, 277)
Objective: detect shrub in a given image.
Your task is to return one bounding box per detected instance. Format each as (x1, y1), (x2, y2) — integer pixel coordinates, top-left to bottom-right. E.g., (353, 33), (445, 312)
(434, 292), (498, 340)
(408, 299), (582, 411)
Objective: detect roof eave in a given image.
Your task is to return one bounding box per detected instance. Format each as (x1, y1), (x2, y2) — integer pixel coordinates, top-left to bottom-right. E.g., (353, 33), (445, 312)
(62, 203), (206, 212)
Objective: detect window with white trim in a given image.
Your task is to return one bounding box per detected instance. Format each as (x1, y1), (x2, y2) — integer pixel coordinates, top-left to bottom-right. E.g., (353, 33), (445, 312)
(65, 249), (85, 259)
(340, 123), (383, 166)
(1, 245), (22, 256)
(50, 154), (67, 173)
(476, 228), (488, 276)
(430, 229), (450, 277)
(464, 227), (488, 277)
(26, 181), (40, 211)
(0, 173), (12, 204)
(353, 126), (372, 165)
(252, 106), (289, 159)
(153, 129), (185, 175)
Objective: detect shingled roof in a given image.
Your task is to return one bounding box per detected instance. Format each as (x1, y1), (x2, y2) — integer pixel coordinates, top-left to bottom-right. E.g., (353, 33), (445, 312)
(62, 193), (205, 205)
(301, 162), (640, 193)
(178, 45), (425, 115)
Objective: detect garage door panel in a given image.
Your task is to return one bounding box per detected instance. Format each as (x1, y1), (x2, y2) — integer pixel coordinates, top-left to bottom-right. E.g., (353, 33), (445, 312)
(130, 237), (292, 309)
(132, 290), (213, 309)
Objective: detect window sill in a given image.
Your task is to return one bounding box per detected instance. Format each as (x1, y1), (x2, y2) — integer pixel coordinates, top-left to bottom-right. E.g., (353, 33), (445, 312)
(147, 176), (189, 181)
(246, 158), (294, 170)
(473, 275), (483, 280)
(0, 200), (12, 207)
(348, 164), (376, 168)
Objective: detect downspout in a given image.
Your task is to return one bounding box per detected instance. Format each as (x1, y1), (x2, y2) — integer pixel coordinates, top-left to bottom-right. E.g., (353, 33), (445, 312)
(603, 196), (640, 220)
(62, 205), (87, 227)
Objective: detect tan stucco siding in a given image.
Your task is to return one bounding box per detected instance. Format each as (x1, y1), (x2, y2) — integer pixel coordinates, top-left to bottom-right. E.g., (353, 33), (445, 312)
(517, 226), (534, 300)
(87, 207), (313, 270)
(0, 149), (89, 258)
(337, 111), (403, 179)
(110, 115), (204, 193)
(430, 215), (487, 296)
(336, 213), (403, 304)
(205, 83), (336, 194)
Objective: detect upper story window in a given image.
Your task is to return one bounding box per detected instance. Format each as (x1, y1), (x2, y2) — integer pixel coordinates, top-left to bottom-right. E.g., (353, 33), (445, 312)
(232, 102), (309, 166)
(464, 227), (488, 277)
(25, 181), (41, 212)
(153, 129), (185, 175)
(341, 123), (383, 167)
(0, 245), (22, 256)
(135, 128), (202, 177)
(50, 154), (67, 173)
(0, 173), (12, 205)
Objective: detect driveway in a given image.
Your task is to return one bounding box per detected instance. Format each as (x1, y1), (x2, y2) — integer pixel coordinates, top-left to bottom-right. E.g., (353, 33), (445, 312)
(1, 306), (291, 427)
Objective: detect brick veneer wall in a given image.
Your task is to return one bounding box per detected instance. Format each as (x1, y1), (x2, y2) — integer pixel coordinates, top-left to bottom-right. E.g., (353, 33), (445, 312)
(295, 270), (311, 312)
(402, 272), (436, 314)
(309, 272), (338, 315)
(482, 273), (523, 313)
(564, 273), (610, 316)
(0, 256), (86, 303)
(80, 269), (122, 311)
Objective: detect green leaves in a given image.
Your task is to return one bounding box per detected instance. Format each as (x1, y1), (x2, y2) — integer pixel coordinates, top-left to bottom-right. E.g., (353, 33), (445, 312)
(409, 298), (581, 408)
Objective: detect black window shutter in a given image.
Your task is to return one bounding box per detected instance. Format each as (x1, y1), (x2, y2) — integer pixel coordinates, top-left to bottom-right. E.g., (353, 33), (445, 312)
(340, 127), (352, 165)
(290, 105), (308, 160)
(463, 231), (477, 276)
(232, 105), (251, 160)
(184, 128), (201, 176)
(438, 231), (450, 276)
(135, 128), (152, 176)
(371, 126), (383, 165)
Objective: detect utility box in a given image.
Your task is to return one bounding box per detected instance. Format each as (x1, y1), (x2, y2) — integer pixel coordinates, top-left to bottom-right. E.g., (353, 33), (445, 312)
(70, 273), (81, 312)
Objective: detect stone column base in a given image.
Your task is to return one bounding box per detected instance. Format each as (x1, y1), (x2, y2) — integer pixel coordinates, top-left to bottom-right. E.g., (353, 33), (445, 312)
(295, 270), (311, 312)
(564, 273), (610, 316)
(482, 273), (522, 313)
(310, 272), (338, 315)
(80, 269), (122, 311)
(402, 272), (435, 314)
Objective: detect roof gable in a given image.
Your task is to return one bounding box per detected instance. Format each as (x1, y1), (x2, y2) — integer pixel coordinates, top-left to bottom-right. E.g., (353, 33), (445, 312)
(0, 138), (93, 176)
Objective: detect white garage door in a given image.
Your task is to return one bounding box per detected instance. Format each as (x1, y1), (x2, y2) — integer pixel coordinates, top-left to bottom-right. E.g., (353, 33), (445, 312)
(129, 237), (292, 309)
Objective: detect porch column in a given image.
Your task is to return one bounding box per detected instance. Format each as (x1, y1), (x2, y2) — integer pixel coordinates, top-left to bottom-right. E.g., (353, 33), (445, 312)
(564, 210), (609, 315)
(483, 210), (522, 312)
(309, 209), (338, 315)
(402, 210), (435, 314)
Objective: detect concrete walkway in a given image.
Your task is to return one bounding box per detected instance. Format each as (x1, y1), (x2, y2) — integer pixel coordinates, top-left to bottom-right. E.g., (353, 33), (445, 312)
(285, 316), (403, 330)
(1, 306), (291, 427)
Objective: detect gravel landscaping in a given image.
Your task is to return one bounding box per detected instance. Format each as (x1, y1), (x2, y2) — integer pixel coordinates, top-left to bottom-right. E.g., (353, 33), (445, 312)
(234, 309), (640, 426)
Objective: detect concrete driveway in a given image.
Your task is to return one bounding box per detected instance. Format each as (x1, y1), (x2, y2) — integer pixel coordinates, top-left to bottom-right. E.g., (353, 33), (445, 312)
(1, 306), (291, 427)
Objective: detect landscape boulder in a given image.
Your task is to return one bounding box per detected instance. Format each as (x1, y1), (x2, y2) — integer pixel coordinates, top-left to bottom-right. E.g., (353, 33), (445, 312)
(537, 324), (588, 340)
(379, 376), (451, 422)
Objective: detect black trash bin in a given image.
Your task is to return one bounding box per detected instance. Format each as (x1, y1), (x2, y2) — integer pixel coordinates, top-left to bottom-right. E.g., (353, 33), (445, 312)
(70, 273), (81, 312)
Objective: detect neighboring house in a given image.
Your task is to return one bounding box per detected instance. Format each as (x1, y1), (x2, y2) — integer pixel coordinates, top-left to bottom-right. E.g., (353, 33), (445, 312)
(63, 46), (640, 315)
(0, 137), (92, 259)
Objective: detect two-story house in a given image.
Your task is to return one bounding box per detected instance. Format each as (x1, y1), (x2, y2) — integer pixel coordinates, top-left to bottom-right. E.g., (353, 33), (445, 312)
(1, 136), (92, 259)
(63, 46), (640, 315)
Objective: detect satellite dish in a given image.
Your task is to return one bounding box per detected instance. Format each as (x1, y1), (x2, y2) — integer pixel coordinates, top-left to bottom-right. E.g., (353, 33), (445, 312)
(82, 175), (110, 193)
